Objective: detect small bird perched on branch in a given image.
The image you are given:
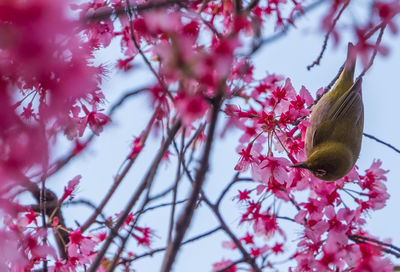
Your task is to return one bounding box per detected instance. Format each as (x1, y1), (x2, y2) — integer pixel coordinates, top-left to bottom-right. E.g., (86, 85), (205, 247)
(293, 43), (364, 181)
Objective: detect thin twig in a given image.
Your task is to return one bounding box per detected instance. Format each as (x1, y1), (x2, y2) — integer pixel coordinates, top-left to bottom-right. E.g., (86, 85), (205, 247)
(363, 132), (400, 154)
(357, 25), (386, 80)
(22, 178), (69, 260)
(349, 235), (400, 258)
(307, 0), (350, 70)
(161, 94), (222, 272)
(68, 199), (108, 222)
(149, 185), (175, 200)
(203, 197), (262, 272)
(81, 111), (157, 233)
(180, 160), (261, 272)
(123, 226), (221, 263)
(248, 0), (326, 56)
(125, 0), (173, 100)
(88, 120), (181, 272)
(216, 258), (246, 272)
(215, 172), (240, 208)
(86, 0), (192, 22)
(30, 88), (147, 180)
(350, 234), (400, 253)
(168, 137), (185, 244)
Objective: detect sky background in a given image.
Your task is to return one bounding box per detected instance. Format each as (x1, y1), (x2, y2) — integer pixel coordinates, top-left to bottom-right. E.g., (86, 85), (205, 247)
(43, 1), (400, 271)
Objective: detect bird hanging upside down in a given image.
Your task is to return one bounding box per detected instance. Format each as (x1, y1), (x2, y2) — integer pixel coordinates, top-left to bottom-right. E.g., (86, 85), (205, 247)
(293, 43), (364, 181)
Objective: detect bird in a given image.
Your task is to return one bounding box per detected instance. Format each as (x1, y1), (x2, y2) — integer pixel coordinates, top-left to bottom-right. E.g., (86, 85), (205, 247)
(292, 43), (364, 181)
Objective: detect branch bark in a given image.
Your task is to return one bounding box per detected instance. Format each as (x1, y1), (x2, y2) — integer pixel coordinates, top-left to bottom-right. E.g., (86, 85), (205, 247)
(88, 120), (181, 272)
(160, 95), (222, 272)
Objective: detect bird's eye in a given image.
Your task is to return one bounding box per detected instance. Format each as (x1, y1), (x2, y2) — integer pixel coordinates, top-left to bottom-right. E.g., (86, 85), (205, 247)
(315, 169), (327, 177)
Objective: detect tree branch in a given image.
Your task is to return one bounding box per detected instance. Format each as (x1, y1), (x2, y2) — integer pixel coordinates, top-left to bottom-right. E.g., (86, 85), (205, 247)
(161, 95), (222, 272)
(307, 0), (350, 70)
(88, 120), (181, 272)
(363, 132), (400, 154)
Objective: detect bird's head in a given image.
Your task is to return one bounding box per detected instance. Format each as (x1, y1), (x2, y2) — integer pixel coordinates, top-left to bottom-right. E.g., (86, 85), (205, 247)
(292, 142), (354, 182)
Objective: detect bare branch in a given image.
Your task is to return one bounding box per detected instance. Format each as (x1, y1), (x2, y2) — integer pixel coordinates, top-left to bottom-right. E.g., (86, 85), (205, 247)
(86, 0), (192, 22)
(124, 226), (221, 263)
(161, 94), (222, 272)
(81, 111), (158, 233)
(216, 258), (246, 272)
(88, 120), (181, 272)
(357, 25), (386, 80)
(180, 159), (261, 271)
(215, 172), (240, 208)
(307, 0), (350, 70)
(349, 234), (400, 258)
(363, 132), (400, 154)
(125, 0), (174, 100)
(22, 178), (69, 260)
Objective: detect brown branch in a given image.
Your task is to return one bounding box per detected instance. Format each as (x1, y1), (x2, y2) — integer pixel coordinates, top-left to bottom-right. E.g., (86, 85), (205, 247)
(86, 0), (192, 22)
(203, 197), (261, 272)
(125, 0), (174, 101)
(23, 179), (69, 260)
(245, 0), (259, 12)
(350, 234), (400, 253)
(30, 88), (147, 180)
(167, 138), (185, 244)
(357, 25), (386, 80)
(88, 120), (181, 272)
(349, 235), (400, 258)
(363, 132), (400, 154)
(248, 0), (326, 56)
(216, 258), (246, 272)
(122, 226), (221, 263)
(307, 0), (350, 70)
(312, 24), (386, 107)
(215, 172), (240, 208)
(233, 0), (242, 14)
(68, 199), (108, 222)
(81, 110), (157, 233)
(180, 159), (261, 272)
(161, 94), (222, 272)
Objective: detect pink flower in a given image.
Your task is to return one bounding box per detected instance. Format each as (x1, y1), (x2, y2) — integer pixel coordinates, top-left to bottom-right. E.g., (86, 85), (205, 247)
(25, 209), (37, 226)
(236, 190), (251, 202)
(82, 105), (111, 135)
(175, 93), (209, 125)
(67, 228), (96, 261)
(128, 136), (144, 159)
(252, 156), (291, 184)
(117, 57), (134, 71)
(60, 175), (81, 202)
(234, 143), (255, 172)
(272, 243), (284, 255)
(240, 233), (254, 245)
(212, 259), (236, 272)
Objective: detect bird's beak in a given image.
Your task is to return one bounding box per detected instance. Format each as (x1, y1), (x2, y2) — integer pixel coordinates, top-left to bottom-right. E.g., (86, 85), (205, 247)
(291, 162), (308, 169)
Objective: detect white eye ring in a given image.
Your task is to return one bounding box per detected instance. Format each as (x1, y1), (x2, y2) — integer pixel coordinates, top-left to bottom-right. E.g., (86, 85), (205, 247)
(315, 169), (327, 177)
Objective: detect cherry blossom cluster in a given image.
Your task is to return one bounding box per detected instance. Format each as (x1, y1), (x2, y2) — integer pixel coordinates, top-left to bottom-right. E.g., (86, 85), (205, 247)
(219, 75), (392, 270)
(0, 0), (108, 183)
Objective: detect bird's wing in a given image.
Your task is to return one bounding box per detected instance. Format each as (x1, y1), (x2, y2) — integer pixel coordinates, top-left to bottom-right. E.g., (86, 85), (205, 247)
(312, 78), (363, 148)
(305, 95), (331, 154)
(329, 78), (363, 123)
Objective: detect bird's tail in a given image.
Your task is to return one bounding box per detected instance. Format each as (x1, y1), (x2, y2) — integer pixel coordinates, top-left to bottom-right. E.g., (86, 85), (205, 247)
(330, 42), (357, 98)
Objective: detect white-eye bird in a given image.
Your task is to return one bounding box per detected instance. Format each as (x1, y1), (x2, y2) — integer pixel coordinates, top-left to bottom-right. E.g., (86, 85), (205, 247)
(293, 43), (364, 181)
